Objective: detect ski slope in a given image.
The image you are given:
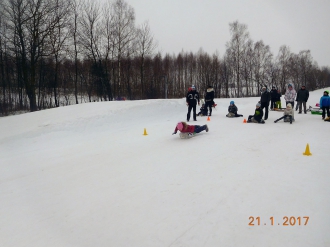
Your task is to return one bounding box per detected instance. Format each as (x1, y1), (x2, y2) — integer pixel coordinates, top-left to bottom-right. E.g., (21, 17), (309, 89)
(1, 88), (329, 247)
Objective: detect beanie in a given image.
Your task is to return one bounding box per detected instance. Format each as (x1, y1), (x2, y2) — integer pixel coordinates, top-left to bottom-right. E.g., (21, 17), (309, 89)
(230, 101), (234, 104)
(176, 122), (183, 131)
(256, 103), (261, 107)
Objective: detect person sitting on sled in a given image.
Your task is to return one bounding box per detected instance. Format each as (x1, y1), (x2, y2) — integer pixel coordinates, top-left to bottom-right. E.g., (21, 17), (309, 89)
(274, 103), (294, 124)
(247, 103), (265, 124)
(197, 104), (208, 116)
(172, 122), (209, 137)
(226, 101), (243, 117)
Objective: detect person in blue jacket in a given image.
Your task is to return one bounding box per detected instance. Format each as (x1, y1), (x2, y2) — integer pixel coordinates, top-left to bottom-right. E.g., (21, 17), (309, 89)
(320, 90), (330, 120)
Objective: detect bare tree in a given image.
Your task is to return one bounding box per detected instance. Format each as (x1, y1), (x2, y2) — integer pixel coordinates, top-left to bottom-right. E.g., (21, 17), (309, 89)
(135, 21), (157, 99)
(225, 20), (250, 97)
(111, 0), (136, 98)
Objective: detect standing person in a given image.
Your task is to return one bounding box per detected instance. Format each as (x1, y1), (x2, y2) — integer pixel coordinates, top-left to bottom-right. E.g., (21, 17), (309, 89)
(260, 86), (270, 120)
(270, 86), (278, 110)
(275, 90), (282, 109)
(320, 90), (330, 120)
(204, 85), (215, 116)
(296, 85), (309, 114)
(186, 85), (200, 121)
(284, 84), (297, 108)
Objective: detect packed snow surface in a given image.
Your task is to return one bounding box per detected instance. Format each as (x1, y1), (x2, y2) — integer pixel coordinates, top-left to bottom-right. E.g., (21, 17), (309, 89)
(1, 88), (329, 247)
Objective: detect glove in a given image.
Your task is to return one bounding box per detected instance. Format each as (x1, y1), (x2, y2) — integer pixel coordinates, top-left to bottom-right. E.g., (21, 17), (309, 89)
(172, 132), (177, 135)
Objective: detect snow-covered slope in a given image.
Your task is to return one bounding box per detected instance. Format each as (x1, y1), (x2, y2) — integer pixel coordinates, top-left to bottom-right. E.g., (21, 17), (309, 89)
(1, 88), (329, 247)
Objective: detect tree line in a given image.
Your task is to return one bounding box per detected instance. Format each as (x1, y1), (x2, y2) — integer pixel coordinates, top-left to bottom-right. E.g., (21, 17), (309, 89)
(0, 0), (329, 116)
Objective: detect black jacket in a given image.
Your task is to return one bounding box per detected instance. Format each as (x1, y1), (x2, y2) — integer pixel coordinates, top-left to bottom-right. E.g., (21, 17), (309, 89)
(275, 92), (281, 102)
(296, 89), (309, 102)
(228, 105), (238, 114)
(270, 89), (278, 100)
(199, 106), (208, 115)
(205, 88), (215, 102)
(186, 90), (200, 106)
(254, 107), (264, 122)
(260, 90), (271, 104)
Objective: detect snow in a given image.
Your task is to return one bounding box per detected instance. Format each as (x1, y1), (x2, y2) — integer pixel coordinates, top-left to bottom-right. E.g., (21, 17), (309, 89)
(1, 88), (330, 247)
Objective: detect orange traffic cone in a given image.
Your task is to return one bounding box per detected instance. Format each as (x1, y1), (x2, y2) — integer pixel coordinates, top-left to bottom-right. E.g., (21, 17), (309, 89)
(143, 128), (148, 136)
(303, 143), (312, 156)
(243, 118), (247, 123)
(207, 116), (210, 121)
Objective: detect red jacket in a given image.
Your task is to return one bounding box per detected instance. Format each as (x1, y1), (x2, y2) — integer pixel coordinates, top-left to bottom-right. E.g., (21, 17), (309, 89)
(174, 125), (195, 133)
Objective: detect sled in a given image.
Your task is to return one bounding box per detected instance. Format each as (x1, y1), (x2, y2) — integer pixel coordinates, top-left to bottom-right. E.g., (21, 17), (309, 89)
(308, 106), (322, 115)
(179, 132), (196, 139)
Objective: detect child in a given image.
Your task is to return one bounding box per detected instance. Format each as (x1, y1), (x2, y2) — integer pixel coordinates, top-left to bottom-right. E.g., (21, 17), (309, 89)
(320, 90), (330, 120)
(226, 101), (243, 117)
(274, 103), (294, 124)
(247, 103), (265, 124)
(275, 90), (282, 109)
(172, 122), (209, 136)
(197, 104), (208, 116)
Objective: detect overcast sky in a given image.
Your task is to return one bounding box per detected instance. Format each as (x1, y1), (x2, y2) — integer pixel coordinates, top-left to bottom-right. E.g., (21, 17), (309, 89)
(118, 0), (330, 67)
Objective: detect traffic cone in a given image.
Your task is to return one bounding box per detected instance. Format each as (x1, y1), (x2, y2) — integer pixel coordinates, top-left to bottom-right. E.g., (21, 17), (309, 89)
(303, 143), (312, 156)
(207, 116), (210, 121)
(143, 128), (148, 136)
(243, 118), (247, 123)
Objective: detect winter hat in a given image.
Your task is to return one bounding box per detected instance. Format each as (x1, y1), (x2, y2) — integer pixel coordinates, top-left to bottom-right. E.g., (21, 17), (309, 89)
(286, 103), (292, 109)
(272, 86), (275, 89)
(288, 84), (292, 87)
(176, 122), (183, 131)
(208, 85), (213, 88)
(324, 90), (329, 95)
(230, 101), (234, 105)
(256, 103), (261, 107)
(191, 86), (196, 90)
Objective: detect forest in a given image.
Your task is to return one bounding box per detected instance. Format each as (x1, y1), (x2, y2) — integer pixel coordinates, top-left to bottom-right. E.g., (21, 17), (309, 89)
(0, 0), (329, 116)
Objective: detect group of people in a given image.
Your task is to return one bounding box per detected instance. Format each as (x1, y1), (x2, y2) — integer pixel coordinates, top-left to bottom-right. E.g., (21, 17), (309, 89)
(173, 85), (215, 137)
(173, 84), (330, 137)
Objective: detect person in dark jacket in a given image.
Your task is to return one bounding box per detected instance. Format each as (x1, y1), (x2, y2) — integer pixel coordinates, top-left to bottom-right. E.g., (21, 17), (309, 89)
(197, 104), (208, 116)
(260, 86), (271, 120)
(226, 101), (243, 117)
(275, 90), (282, 109)
(204, 85), (215, 116)
(296, 85), (309, 114)
(247, 103), (265, 123)
(186, 85), (200, 121)
(270, 86), (278, 109)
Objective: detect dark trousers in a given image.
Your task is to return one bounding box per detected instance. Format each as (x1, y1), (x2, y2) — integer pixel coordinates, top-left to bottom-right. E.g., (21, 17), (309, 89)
(297, 101), (307, 113)
(205, 101), (213, 116)
(260, 102), (269, 120)
(322, 106), (330, 118)
(187, 104), (197, 121)
(270, 100), (276, 109)
(194, 125), (207, 133)
(274, 115), (292, 124)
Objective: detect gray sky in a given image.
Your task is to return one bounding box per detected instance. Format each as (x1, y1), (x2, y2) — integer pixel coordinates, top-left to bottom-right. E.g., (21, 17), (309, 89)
(123, 0), (330, 67)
